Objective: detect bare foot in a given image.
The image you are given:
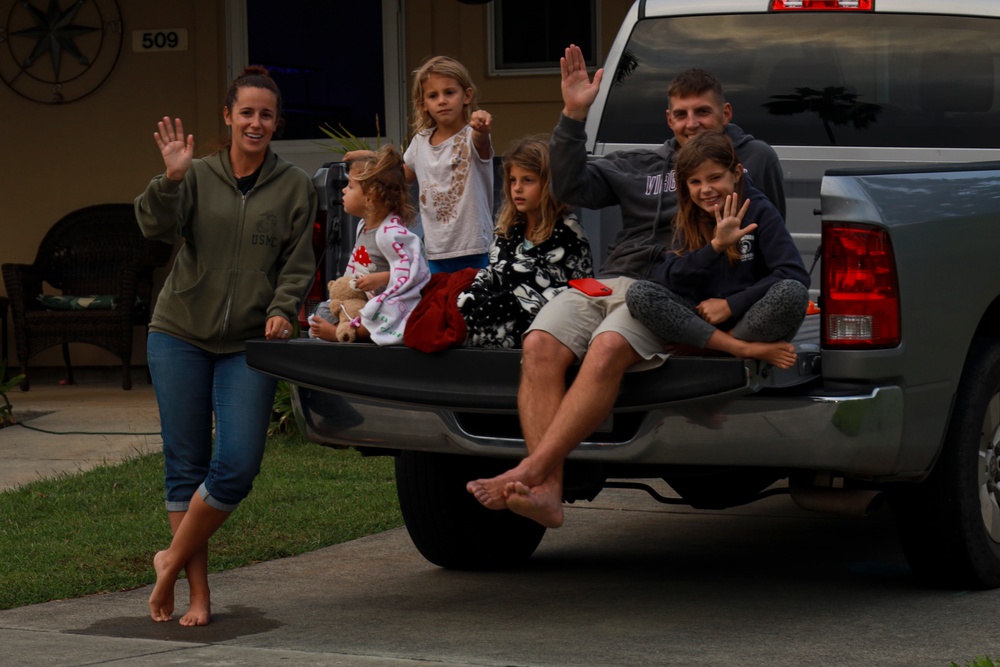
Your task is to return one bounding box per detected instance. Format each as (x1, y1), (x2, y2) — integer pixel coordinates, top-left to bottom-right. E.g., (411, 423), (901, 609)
(505, 481), (565, 528)
(148, 550), (177, 622)
(308, 316), (339, 342)
(467, 462), (533, 510)
(179, 595), (211, 627)
(742, 341), (797, 369)
(467, 475), (515, 510)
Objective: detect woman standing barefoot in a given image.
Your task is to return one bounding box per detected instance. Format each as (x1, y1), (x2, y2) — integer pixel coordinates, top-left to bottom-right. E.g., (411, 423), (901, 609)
(135, 66), (316, 626)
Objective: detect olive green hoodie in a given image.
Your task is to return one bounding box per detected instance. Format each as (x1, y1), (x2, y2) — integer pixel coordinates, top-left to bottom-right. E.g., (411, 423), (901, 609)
(135, 148), (317, 354)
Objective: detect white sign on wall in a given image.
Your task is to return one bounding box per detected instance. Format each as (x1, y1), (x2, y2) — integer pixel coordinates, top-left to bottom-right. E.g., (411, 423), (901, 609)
(132, 29), (189, 52)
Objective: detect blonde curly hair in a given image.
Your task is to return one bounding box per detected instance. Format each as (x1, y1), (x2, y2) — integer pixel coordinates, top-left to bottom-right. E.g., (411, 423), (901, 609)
(409, 55), (478, 136)
(347, 145), (416, 225)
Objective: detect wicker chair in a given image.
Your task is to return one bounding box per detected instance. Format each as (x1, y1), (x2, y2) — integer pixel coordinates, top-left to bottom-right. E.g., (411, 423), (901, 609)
(2, 204), (173, 390)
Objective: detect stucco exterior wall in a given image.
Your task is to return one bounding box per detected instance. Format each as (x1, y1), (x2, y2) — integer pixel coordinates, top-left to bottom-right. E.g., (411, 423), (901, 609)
(1, 0), (631, 374)
(1, 0), (230, 371)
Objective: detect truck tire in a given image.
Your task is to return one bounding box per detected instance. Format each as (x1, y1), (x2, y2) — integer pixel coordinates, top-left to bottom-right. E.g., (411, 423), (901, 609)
(890, 336), (1000, 589)
(394, 451), (546, 570)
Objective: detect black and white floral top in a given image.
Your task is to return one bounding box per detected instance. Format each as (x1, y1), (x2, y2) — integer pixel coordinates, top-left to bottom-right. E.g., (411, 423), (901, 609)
(457, 214), (593, 348)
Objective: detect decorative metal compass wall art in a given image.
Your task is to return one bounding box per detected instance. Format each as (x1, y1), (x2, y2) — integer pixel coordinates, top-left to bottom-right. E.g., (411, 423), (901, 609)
(0, 0), (123, 104)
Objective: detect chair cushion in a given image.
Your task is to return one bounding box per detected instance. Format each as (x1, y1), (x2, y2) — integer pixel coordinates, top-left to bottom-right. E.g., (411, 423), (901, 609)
(38, 294), (120, 310)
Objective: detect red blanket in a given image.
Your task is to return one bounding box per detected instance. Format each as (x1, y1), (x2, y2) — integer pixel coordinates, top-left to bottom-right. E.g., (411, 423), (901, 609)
(403, 268), (478, 353)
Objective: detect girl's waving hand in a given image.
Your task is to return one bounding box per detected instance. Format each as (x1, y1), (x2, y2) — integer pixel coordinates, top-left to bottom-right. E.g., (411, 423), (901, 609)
(711, 193), (754, 253)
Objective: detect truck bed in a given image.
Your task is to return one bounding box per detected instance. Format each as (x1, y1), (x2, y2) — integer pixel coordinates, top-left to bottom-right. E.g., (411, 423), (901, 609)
(246, 315), (820, 413)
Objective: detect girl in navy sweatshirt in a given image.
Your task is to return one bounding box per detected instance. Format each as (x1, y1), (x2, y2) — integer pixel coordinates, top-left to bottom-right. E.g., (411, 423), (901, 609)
(626, 131), (809, 369)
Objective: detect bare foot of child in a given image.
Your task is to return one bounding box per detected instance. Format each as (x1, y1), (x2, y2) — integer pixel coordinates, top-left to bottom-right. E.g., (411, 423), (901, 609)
(505, 480), (565, 528)
(148, 550), (176, 622)
(742, 340), (797, 369)
(308, 315), (339, 342)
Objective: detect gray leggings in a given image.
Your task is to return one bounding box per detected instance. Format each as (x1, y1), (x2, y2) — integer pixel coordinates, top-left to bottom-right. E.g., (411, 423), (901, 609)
(625, 279), (809, 347)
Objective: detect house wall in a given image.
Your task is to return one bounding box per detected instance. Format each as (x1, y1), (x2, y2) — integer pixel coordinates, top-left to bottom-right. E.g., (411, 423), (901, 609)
(1, 0), (231, 373)
(0, 0), (632, 375)
(405, 0), (634, 151)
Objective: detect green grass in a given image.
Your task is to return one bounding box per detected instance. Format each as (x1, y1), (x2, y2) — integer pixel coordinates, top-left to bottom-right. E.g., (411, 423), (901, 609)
(953, 658), (997, 667)
(0, 432), (402, 610)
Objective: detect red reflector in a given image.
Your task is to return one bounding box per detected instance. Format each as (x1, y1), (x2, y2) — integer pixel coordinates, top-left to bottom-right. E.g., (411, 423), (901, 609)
(771, 0), (873, 10)
(821, 223), (900, 349)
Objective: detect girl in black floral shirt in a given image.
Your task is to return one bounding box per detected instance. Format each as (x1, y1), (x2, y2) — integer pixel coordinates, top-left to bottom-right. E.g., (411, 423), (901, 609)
(457, 137), (593, 348)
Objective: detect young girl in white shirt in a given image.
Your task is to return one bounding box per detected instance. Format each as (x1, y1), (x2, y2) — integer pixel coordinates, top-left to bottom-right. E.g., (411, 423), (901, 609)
(402, 56), (495, 273)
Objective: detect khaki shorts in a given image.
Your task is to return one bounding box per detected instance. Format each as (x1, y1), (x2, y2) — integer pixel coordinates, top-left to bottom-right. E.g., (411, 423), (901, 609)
(526, 277), (670, 372)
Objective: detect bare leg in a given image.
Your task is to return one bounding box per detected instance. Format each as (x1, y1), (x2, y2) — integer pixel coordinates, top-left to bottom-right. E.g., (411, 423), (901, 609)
(165, 512), (211, 627)
(467, 331), (575, 509)
(472, 332), (642, 527)
(704, 330), (797, 369)
(150, 493), (230, 624)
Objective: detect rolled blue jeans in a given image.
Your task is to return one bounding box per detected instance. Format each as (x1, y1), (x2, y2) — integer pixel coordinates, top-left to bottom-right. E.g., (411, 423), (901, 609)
(147, 332), (277, 512)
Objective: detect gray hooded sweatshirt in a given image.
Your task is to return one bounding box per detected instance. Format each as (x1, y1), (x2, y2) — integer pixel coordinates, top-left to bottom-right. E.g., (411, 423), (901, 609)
(549, 114), (786, 280)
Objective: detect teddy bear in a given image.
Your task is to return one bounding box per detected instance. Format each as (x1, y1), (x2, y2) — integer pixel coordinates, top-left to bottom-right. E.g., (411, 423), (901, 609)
(326, 275), (369, 343)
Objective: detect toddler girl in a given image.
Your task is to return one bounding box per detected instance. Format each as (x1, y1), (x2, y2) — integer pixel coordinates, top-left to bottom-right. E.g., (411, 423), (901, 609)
(626, 131), (810, 368)
(309, 145), (429, 345)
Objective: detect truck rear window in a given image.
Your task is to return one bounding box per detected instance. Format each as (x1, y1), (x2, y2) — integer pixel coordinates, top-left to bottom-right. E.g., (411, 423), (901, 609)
(598, 13), (1000, 149)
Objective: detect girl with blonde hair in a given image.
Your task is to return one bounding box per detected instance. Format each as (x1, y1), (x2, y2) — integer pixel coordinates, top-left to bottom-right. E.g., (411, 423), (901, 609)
(403, 55), (495, 273)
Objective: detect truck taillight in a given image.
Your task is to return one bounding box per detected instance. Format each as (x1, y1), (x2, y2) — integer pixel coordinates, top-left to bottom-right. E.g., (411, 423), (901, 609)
(771, 0), (873, 10)
(821, 223), (900, 349)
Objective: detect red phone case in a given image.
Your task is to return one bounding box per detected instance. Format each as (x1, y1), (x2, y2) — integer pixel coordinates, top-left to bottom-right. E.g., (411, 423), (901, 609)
(569, 278), (614, 297)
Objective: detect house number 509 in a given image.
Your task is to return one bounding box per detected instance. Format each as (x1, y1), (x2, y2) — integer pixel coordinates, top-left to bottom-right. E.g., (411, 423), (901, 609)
(132, 29), (189, 52)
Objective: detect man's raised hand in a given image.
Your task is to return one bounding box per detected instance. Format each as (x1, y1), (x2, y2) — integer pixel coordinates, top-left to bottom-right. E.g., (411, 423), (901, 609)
(560, 44), (603, 122)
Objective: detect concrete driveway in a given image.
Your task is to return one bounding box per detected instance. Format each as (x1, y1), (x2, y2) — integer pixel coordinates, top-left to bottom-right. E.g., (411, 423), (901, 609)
(2, 371), (998, 666)
(2, 484), (999, 667)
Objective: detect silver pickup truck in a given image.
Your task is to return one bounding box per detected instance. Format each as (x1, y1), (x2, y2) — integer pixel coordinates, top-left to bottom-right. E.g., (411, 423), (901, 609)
(248, 0), (1000, 588)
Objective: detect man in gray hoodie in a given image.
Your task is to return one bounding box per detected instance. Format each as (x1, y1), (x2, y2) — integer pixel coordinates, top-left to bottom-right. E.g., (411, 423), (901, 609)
(467, 44), (786, 529)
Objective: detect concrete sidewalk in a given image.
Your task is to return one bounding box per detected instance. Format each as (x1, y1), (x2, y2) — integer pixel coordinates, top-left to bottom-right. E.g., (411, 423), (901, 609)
(0, 367), (162, 491)
(2, 368), (995, 667)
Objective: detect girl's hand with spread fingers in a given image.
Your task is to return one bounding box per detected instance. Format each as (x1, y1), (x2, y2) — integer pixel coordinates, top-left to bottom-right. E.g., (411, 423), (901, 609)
(711, 193), (755, 252)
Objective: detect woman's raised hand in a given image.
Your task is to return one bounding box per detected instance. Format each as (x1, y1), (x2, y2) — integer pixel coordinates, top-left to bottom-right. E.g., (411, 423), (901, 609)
(154, 116), (194, 182)
(711, 193), (755, 252)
